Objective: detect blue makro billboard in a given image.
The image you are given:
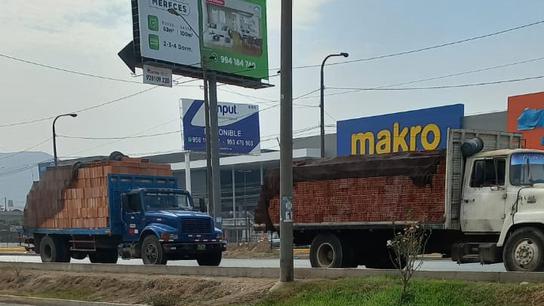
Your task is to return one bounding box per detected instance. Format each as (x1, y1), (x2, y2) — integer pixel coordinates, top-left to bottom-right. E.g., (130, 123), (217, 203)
(181, 99), (261, 155)
(337, 104), (464, 157)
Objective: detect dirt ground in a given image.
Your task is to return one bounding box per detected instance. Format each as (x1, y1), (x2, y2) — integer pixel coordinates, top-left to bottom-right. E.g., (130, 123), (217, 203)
(0, 267), (277, 306)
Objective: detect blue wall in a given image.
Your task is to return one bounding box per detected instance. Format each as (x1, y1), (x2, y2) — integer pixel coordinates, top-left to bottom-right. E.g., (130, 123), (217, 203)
(337, 104), (464, 156)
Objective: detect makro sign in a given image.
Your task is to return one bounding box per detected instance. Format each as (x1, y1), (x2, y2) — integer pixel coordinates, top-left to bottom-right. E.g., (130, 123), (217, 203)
(135, 0), (268, 80)
(337, 104), (464, 157)
(181, 99), (260, 154)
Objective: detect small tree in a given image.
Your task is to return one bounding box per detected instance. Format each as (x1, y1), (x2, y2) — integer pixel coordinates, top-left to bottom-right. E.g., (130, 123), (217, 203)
(387, 224), (430, 301)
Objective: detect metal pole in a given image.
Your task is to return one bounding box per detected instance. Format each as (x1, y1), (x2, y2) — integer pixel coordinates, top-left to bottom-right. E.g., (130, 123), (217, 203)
(208, 72), (222, 229)
(320, 59), (326, 159)
(280, 0), (294, 283)
(184, 151), (192, 194)
(52, 119), (58, 166)
(203, 78), (213, 214)
(231, 167), (237, 244)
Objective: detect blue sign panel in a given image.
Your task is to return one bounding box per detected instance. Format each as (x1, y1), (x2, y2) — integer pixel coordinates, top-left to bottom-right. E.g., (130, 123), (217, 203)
(181, 99), (261, 155)
(337, 104), (464, 157)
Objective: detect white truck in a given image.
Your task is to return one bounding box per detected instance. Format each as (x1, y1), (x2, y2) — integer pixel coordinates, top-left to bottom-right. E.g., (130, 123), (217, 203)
(257, 129), (544, 271)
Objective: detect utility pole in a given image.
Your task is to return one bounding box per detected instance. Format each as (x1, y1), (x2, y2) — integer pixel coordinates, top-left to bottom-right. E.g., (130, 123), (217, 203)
(280, 0), (294, 283)
(208, 72), (222, 229)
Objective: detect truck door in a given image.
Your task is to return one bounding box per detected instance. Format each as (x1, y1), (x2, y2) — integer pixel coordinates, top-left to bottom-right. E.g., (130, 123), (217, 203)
(121, 193), (145, 242)
(461, 157), (507, 233)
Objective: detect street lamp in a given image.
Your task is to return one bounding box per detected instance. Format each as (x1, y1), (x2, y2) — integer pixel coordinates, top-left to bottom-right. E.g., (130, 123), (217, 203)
(53, 113), (77, 166)
(320, 52), (348, 158)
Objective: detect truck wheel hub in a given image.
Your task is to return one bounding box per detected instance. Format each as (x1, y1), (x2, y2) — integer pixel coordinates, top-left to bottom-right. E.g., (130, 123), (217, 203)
(515, 240), (537, 266)
(316, 243), (335, 267)
(145, 244), (158, 262)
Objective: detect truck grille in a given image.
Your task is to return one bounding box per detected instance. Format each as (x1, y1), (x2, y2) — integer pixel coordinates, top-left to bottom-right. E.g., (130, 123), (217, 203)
(182, 218), (212, 234)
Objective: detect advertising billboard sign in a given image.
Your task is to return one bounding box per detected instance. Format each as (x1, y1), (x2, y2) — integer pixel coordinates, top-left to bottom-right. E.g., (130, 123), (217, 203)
(137, 0), (202, 67)
(508, 91), (544, 150)
(201, 0), (268, 79)
(181, 99), (260, 154)
(337, 104), (464, 157)
(131, 0), (269, 83)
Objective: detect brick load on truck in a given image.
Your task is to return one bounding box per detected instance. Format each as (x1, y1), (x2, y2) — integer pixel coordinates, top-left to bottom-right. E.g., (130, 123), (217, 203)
(255, 151), (446, 231)
(24, 157), (172, 230)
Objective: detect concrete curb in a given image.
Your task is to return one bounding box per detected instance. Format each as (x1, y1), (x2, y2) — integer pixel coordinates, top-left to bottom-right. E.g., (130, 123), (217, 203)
(0, 295), (145, 306)
(1, 262), (544, 283)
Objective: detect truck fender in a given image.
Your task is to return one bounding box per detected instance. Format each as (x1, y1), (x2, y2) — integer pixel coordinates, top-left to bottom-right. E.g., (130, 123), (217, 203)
(497, 217), (544, 247)
(139, 223), (178, 243)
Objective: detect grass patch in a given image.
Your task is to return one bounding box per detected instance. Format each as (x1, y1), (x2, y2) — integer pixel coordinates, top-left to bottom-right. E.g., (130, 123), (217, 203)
(28, 288), (96, 302)
(255, 277), (544, 306)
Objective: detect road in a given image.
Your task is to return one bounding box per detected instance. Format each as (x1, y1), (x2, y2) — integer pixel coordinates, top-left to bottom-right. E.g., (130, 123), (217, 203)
(0, 255), (506, 272)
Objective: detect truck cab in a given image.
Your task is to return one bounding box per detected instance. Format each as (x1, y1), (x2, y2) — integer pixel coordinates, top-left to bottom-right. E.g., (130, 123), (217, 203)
(456, 149), (544, 271)
(119, 188), (225, 265)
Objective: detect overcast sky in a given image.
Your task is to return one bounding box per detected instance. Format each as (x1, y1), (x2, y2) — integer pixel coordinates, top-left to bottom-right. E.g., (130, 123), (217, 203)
(1, 0), (544, 160)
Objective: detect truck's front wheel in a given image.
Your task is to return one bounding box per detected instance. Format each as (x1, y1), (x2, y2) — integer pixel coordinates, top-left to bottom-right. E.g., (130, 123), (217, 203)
(141, 235), (167, 265)
(197, 251), (222, 266)
(504, 227), (544, 272)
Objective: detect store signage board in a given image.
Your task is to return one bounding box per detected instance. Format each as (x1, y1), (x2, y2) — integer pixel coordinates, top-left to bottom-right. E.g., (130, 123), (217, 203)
(181, 99), (261, 155)
(143, 64), (173, 87)
(337, 104), (465, 157)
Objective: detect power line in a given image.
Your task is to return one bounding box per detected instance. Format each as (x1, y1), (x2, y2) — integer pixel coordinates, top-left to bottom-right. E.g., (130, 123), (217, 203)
(286, 19), (544, 70)
(0, 138), (52, 162)
(57, 130), (181, 140)
(328, 74), (544, 92)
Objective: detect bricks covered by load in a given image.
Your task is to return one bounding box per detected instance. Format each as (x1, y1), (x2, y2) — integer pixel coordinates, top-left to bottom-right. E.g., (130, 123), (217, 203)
(255, 151), (446, 230)
(24, 157), (172, 229)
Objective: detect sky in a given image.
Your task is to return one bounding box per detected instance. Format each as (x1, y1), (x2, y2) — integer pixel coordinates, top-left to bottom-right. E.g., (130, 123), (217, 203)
(1, 0), (544, 162)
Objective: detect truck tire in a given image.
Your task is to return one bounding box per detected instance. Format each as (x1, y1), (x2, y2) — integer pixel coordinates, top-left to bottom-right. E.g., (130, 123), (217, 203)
(141, 235), (167, 265)
(89, 249), (118, 264)
(197, 251), (222, 266)
(503, 227), (544, 272)
(310, 233), (347, 268)
(71, 252), (87, 260)
(39, 236), (70, 263)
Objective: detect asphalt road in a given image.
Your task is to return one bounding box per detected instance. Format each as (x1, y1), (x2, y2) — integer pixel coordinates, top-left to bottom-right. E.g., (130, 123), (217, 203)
(0, 255), (506, 272)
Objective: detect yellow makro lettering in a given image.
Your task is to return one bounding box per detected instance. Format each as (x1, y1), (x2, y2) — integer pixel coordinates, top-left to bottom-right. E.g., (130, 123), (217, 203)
(393, 123), (408, 152)
(351, 132), (375, 155)
(350, 123), (441, 156)
(376, 129), (391, 154)
(421, 123), (440, 150)
(409, 125), (422, 151)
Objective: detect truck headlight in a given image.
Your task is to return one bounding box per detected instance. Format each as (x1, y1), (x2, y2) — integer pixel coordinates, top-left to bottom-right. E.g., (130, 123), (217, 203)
(170, 234), (179, 241)
(160, 233), (178, 241)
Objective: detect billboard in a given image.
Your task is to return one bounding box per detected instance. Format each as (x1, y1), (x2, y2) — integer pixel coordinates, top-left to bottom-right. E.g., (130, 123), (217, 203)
(133, 0), (268, 81)
(181, 99), (260, 154)
(508, 91), (544, 150)
(137, 0), (202, 67)
(201, 0), (268, 79)
(337, 104), (464, 157)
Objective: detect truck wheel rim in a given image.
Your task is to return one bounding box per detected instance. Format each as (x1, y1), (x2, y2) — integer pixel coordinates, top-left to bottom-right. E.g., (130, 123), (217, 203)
(144, 243), (159, 263)
(316, 243), (335, 267)
(514, 239), (538, 267)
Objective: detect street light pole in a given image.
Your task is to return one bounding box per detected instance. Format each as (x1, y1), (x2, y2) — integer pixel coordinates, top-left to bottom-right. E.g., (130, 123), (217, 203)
(52, 113), (77, 166)
(320, 52), (348, 158)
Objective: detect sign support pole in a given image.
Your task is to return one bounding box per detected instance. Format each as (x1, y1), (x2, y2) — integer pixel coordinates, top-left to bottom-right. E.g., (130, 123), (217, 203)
(208, 72), (222, 229)
(184, 151), (192, 194)
(203, 77), (213, 214)
(280, 0), (294, 283)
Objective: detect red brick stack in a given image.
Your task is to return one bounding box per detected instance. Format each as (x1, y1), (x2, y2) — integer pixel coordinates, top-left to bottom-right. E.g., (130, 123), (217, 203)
(266, 157), (446, 225)
(24, 157), (172, 229)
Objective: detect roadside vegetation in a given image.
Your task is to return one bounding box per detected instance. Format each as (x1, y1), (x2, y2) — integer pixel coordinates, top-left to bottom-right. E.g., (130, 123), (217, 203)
(256, 276), (544, 306)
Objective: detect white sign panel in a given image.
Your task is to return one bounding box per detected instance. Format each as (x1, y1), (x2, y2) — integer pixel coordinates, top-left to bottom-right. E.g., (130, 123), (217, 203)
(138, 0), (201, 67)
(143, 64), (173, 87)
(181, 99), (261, 155)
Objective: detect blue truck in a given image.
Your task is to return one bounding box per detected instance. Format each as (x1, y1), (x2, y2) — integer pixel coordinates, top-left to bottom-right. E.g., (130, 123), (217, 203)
(24, 157), (225, 265)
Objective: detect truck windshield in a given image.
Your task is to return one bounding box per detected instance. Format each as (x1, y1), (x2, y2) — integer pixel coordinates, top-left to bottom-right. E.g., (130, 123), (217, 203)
(510, 153), (544, 186)
(143, 192), (191, 211)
